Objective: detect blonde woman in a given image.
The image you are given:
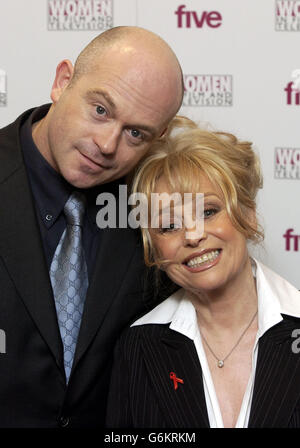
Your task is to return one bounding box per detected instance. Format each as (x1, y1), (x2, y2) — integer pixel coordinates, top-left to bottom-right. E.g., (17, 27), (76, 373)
(106, 117), (300, 428)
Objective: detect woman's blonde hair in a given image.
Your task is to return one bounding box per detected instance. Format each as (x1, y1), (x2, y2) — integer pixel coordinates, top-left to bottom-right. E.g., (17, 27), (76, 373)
(131, 116), (263, 267)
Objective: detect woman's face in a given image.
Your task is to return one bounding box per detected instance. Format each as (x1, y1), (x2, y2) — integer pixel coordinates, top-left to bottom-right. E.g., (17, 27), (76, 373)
(149, 174), (252, 294)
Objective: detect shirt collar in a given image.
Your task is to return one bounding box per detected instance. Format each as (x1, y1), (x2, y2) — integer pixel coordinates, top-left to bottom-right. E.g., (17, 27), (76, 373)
(20, 105), (111, 231)
(132, 258), (300, 341)
(20, 105), (72, 229)
(254, 258), (300, 337)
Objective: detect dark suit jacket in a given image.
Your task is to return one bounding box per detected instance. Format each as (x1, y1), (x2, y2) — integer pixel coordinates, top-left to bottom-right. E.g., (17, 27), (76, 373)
(0, 107), (158, 428)
(106, 317), (300, 428)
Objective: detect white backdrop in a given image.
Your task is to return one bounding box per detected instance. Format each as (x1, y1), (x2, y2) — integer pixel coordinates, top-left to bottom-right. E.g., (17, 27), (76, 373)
(0, 0), (299, 287)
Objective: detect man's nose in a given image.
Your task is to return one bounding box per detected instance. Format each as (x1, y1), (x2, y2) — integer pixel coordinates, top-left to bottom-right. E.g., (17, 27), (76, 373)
(94, 123), (121, 156)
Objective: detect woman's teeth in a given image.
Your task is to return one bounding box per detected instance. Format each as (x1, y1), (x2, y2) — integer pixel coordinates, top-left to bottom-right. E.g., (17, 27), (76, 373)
(186, 250), (220, 267)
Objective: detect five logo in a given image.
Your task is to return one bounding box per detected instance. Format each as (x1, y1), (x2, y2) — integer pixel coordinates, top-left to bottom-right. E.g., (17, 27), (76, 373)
(48, 0), (113, 31)
(283, 229), (300, 251)
(285, 81), (300, 105)
(175, 4), (222, 28)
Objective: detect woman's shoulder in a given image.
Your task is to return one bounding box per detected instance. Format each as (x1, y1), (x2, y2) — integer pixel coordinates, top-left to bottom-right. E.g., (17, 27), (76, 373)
(120, 320), (171, 341)
(115, 319), (170, 363)
(131, 288), (186, 328)
(117, 289), (186, 353)
(254, 258), (300, 317)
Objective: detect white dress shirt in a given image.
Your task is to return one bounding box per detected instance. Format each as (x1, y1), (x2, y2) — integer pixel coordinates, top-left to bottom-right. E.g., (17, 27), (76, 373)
(132, 258), (300, 428)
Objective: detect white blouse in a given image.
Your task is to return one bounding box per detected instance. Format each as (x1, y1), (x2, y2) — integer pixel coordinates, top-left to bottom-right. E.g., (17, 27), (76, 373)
(132, 259), (300, 428)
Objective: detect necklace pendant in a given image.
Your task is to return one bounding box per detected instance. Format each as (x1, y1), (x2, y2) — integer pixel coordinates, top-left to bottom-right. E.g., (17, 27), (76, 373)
(217, 360), (224, 368)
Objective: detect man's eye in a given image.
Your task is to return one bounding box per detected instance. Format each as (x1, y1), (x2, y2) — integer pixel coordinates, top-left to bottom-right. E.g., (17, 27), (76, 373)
(96, 105), (106, 115)
(129, 129), (143, 139)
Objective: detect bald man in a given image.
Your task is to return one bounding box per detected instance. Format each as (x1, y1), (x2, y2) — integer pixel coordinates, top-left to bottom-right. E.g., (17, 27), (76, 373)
(0, 26), (183, 428)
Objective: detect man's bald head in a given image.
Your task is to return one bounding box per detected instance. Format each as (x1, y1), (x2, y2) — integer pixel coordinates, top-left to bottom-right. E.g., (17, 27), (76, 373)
(71, 26), (183, 115)
(35, 26), (184, 189)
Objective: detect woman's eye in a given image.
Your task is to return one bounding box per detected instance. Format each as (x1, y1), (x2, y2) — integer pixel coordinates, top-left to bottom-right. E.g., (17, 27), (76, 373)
(159, 223), (181, 234)
(204, 208), (218, 218)
(96, 105), (106, 116)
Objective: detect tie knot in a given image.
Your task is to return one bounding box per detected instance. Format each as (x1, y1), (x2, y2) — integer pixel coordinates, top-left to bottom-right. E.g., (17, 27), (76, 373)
(64, 192), (86, 226)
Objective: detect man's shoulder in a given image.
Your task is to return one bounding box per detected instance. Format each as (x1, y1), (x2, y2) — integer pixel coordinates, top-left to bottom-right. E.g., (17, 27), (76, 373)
(0, 107), (35, 137)
(0, 104), (50, 144)
(0, 106), (41, 180)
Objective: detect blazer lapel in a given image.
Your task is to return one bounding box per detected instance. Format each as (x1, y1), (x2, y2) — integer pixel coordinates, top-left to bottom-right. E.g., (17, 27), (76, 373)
(72, 225), (141, 369)
(249, 317), (300, 427)
(0, 165), (64, 374)
(140, 326), (210, 427)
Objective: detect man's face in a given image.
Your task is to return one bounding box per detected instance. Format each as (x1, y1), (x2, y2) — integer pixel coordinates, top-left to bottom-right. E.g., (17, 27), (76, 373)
(45, 52), (177, 188)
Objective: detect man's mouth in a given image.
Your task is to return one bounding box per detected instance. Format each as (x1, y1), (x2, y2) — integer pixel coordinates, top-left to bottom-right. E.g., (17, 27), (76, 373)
(78, 150), (113, 170)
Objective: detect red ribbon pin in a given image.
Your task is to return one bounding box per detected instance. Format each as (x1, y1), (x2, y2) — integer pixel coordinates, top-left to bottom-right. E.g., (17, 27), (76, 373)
(170, 372), (184, 390)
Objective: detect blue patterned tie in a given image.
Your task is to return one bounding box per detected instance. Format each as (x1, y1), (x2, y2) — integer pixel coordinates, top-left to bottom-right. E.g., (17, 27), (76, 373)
(50, 192), (88, 382)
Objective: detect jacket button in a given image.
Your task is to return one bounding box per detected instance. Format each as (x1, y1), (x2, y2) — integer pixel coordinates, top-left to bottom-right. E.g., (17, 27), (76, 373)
(59, 416), (70, 427)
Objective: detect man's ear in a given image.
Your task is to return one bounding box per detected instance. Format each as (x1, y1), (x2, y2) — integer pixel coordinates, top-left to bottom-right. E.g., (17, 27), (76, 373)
(159, 127), (168, 138)
(50, 59), (74, 103)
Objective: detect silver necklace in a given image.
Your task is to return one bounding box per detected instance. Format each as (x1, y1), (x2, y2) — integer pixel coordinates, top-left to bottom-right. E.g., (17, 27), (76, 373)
(200, 310), (258, 368)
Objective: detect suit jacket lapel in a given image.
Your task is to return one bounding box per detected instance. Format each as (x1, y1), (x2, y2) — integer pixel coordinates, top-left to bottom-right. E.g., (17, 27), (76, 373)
(0, 148), (64, 375)
(249, 317), (300, 427)
(0, 112), (148, 380)
(140, 326), (210, 427)
(72, 225), (141, 369)
(0, 113), (64, 375)
(139, 319), (300, 428)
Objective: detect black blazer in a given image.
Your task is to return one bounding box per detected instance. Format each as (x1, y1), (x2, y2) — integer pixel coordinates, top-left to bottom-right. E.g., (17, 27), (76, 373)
(0, 107), (157, 428)
(106, 317), (300, 428)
